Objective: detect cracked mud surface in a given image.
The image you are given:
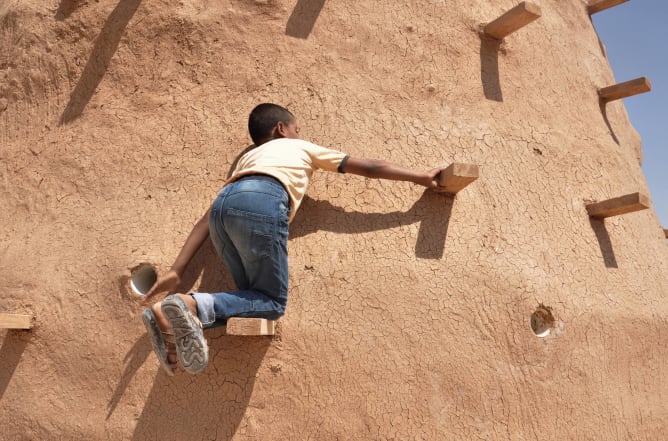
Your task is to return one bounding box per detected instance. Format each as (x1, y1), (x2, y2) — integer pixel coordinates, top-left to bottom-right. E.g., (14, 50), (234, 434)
(1, 1), (667, 439)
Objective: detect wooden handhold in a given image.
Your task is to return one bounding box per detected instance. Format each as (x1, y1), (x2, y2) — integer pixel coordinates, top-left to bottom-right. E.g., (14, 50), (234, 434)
(586, 192), (650, 219)
(599, 77), (651, 102)
(226, 318), (275, 336)
(484, 2), (542, 40)
(0, 313), (34, 329)
(438, 163), (479, 195)
(588, 0), (630, 15)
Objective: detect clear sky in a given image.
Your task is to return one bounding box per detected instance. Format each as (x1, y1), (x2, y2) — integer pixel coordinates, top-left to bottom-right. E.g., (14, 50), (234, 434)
(591, 0), (667, 226)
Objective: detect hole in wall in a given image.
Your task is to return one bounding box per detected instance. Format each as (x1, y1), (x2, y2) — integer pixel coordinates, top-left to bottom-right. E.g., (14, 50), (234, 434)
(130, 264), (157, 295)
(530, 305), (555, 338)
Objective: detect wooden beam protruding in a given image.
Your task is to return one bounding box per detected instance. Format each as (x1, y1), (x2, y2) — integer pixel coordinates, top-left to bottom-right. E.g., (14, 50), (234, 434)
(484, 2), (542, 40)
(588, 0), (630, 15)
(0, 313), (34, 329)
(599, 77), (651, 102)
(226, 318), (275, 336)
(586, 192), (650, 219)
(438, 163), (479, 195)
(663, 228), (667, 239)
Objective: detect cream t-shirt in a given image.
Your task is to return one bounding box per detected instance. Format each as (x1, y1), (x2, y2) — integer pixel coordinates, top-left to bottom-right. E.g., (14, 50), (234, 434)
(226, 138), (349, 223)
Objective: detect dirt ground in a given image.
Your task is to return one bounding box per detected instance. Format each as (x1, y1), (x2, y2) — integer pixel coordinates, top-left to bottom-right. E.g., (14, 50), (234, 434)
(1, 0), (667, 439)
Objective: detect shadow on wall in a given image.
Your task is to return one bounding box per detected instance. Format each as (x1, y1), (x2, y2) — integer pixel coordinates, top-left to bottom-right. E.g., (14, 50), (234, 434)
(151, 191), (455, 299)
(0, 331), (30, 401)
(479, 34), (503, 102)
(291, 191), (454, 259)
(111, 238), (262, 438)
(132, 331), (270, 441)
(286, 0), (326, 39)
(55, 0), (84, 20)
(154, 187), (456, 302)
(589, 218), (618, 268)
(107, 335), (151, 420)
(59, 0), (143, 124)
(598, 99), (620, 145)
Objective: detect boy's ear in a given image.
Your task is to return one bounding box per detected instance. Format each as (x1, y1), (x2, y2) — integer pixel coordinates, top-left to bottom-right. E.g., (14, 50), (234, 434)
(274, 121), (288, 138)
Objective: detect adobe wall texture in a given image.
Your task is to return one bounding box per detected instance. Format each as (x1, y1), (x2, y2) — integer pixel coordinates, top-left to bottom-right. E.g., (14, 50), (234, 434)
(1, 0), (667, 439)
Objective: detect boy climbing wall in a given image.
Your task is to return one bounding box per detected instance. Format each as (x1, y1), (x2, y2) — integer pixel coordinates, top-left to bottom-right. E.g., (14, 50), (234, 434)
(141, 103), (449, 375)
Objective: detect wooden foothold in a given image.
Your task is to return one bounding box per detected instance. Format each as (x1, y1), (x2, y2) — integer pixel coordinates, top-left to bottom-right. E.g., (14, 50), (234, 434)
(588, 0), (630, 15)
(0, 313), (34, 330)
(484, 2), (542, 40)
(586, 192), (650, 219)
(226, 318), (275, 336)
(599, 77), (651, 102)
(438, 163), (479, 195)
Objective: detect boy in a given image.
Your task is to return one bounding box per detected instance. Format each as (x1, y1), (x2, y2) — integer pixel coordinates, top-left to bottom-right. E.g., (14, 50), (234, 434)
(142, 103), (448, 375)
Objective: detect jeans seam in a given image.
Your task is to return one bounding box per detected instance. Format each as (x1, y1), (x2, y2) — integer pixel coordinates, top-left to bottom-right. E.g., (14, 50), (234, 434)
(226, 207), (275, 224)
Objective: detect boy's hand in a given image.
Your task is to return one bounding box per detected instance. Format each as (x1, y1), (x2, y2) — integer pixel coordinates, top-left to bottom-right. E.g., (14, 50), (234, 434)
(141, 270), (181, 305)
(425, 167), (450, 192)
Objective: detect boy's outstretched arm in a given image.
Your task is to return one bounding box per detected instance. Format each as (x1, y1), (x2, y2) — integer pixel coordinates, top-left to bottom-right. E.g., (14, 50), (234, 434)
(342, 157), (446, 191)
(142, 207), (211, 305)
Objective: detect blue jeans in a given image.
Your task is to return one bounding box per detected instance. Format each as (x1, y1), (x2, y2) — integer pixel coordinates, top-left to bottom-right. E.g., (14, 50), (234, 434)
(192, 175), (290, 328)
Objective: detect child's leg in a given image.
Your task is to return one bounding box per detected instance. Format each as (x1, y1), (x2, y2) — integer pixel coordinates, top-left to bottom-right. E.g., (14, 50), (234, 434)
(151, 301), (171, 332)
(204, 176), (290, 325)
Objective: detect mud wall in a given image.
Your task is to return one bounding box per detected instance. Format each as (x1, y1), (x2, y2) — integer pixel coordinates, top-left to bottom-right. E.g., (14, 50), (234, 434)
(1, 0), (667, 439)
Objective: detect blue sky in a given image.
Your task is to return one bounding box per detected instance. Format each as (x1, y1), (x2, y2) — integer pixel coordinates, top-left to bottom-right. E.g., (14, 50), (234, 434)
(591, 0), (668, 226)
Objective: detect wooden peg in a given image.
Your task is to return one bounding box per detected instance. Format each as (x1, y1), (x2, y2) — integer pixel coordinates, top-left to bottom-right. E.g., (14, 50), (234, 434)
(586, 192), (650, 219)
(588, 0), (630, 15)
(438, 163), (479, 195)
(484, 2), (542, 40)
(226, 318), (275, 336)
(0, 313), (34, 329)
(599, 77), (651, 102)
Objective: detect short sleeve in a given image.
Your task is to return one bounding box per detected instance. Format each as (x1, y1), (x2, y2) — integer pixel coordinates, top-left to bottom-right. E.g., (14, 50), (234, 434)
(305, 142), (349, 173)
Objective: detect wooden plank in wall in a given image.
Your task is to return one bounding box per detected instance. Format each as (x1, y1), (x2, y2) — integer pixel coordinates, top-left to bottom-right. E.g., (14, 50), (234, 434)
(484, 2), (542, 40)
(588, 0), (630, 15)
(586, 192), (650, 219)
(599, 77), (651, 102)
(226, 318), (276, 336)
(438, 163), (479, 195)
(0, 313), (34, 329)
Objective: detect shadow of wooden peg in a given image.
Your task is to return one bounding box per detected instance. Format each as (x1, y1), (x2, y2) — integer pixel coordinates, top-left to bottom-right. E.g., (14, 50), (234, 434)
(484, 2), (542, 40)
(588, 0), (630, 15)
(226, 318), (275, 336)
(0, 313), (34, 330)
(586, 192), (650, 219)
(438, 163), (479, 196)
(599, 77), (651, 102)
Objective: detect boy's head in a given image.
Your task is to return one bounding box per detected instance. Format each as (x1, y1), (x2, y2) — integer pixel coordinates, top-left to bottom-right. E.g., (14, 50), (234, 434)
(248, 103), (299, 146)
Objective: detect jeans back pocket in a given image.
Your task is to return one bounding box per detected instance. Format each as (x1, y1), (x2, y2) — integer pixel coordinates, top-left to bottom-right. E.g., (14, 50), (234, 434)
(224, 208), (275, 263)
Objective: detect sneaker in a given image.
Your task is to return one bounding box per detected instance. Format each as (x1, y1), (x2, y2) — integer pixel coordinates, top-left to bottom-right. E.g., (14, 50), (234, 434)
(141, 309), (176, 376)
(161, 295), (209, 374)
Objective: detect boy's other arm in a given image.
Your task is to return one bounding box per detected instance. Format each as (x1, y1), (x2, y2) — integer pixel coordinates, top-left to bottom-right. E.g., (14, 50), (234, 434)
(341, 157), (445, 190)
(142, 207), (211, 304)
